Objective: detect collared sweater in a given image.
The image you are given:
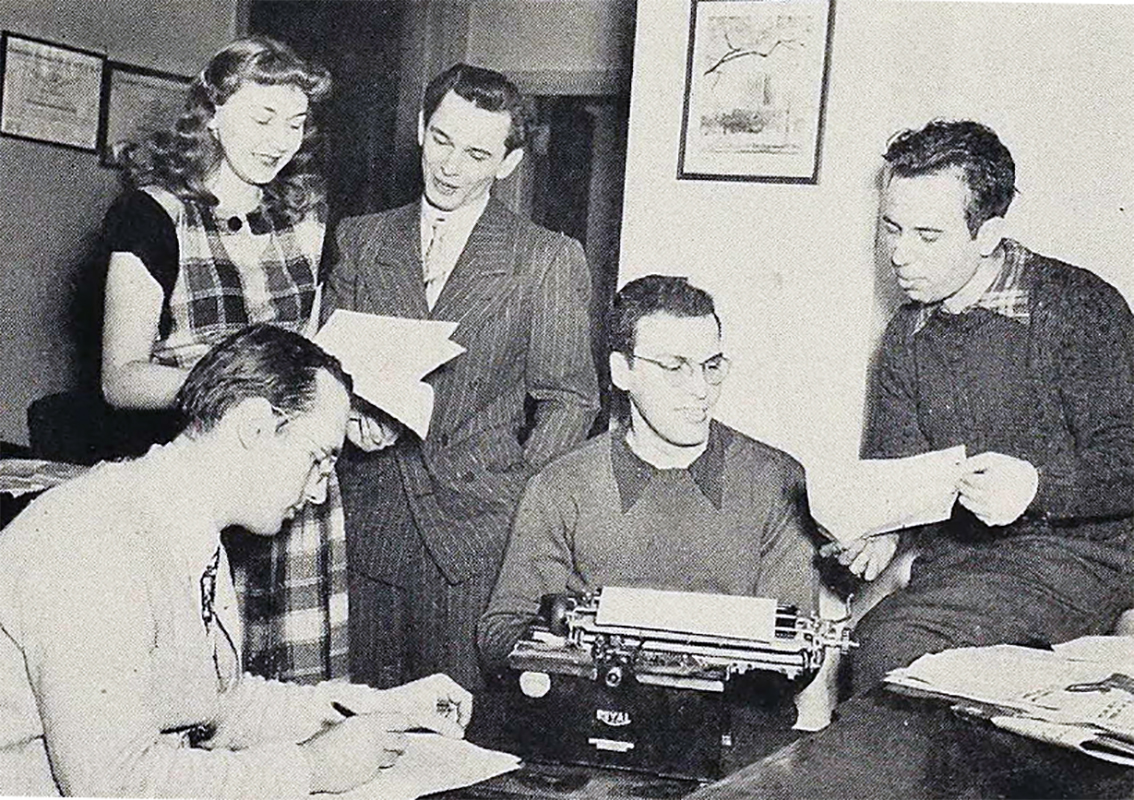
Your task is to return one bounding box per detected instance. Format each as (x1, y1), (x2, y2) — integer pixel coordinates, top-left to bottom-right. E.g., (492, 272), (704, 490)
(478, 422), (821, 666)
(863, 244), (1134, 545)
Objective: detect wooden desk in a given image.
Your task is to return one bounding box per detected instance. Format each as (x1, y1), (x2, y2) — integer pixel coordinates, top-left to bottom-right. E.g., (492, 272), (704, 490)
(687, 690), (1134, 800)
(439, 762), (700, 799)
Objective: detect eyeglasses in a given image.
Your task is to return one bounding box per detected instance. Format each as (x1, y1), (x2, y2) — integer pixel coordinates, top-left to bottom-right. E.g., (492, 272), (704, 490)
(270, 406), (338, 484)
(630, 353), (731, 386)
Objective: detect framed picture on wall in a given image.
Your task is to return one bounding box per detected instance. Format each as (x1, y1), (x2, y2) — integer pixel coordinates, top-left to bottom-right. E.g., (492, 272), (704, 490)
(0, 31), (105, 152)
(98, 61), (192, 167)
(677, 0), (835, 184)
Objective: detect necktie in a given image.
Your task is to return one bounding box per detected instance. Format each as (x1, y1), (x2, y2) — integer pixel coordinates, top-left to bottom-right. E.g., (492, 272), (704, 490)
(423, 216), (448, 309)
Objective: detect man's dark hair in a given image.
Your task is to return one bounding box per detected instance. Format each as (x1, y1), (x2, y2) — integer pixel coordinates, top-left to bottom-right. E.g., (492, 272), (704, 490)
(609, 274), (720, 356)
(176, 324), (352, 434)
(884, 120), (1016, 237)
(422, 63), (528, 152)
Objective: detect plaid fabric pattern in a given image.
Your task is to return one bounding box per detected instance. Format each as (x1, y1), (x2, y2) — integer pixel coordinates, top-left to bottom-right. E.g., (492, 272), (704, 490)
(150, 199), (318, 368)
(143, 194), (347, 683)
(914, 238), (1031, 333)
(230, 476), (349, 683)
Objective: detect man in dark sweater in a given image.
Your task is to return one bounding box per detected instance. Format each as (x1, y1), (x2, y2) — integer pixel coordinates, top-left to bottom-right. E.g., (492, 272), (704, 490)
(478, 276), (823, 697)
(840, 120), (1134, 693)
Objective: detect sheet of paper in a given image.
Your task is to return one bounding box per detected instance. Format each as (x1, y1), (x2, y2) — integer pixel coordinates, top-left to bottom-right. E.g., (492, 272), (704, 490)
(595, 586), (777, 643)
(315, 310), (466, 439)
(0, 459), (88, 497)
(330, 732), (521, 800)
(806, 445), (966, 544)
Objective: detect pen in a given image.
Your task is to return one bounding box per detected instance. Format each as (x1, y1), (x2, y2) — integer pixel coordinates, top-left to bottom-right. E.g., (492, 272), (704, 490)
(332, 701), (356, 718)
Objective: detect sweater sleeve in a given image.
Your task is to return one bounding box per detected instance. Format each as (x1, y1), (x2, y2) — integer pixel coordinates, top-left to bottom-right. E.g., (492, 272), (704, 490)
(477, 471), (580, 667)
(1030, 277), (1134, 520)
(21, 530), (314, 799)
(755, 455), (820, 617)
(861, 310), (932, 460)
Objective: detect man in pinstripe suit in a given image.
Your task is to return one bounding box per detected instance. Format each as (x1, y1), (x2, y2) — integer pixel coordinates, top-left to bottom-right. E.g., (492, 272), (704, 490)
(323, 64), (599, 693)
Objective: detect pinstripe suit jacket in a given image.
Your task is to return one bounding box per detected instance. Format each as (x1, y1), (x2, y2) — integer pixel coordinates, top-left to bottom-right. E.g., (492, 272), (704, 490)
(324, 199), (599, 584)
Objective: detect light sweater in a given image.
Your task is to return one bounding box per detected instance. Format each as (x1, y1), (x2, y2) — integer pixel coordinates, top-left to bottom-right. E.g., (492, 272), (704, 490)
(0, 445), (345, 798)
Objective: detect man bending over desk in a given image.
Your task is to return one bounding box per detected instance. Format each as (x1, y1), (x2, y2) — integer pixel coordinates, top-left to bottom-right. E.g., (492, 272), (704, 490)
(0, 325), (470, 798)
(478, 275), (826, 719)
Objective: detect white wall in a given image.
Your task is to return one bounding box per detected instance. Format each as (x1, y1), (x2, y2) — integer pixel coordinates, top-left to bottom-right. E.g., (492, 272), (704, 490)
(620, 0), (1134, 469)
(0, 0), (237, 444)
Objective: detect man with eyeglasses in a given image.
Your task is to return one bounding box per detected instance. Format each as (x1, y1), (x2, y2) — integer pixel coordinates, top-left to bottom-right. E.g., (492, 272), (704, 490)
(0, 325), (471, 798)
(478, 276), (822, 698)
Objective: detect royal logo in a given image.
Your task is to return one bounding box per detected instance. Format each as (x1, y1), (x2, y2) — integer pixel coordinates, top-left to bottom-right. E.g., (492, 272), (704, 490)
(596, 709), (631, 727)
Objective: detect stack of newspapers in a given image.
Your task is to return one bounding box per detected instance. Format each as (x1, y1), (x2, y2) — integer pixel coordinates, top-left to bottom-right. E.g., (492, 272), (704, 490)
(884, 636), (1134, 766)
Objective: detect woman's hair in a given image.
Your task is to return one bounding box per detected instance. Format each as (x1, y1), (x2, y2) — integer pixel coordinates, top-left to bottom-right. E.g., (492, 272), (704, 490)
(123, 37), (332, 223)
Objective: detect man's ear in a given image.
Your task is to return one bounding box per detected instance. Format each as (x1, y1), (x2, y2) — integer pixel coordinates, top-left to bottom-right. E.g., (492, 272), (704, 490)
(975, 215), (1006, 257)
(496, 147), (524, 181)
(231, 397), (278, 452)
(610, 351), (632, 392)
(417, 109), (425, 148)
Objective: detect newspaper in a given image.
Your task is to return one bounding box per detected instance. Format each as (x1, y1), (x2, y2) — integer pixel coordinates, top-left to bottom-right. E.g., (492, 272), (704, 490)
(806, 446), (966, 544)
(884, 636), (1134, 766)
(315, 310), (466, 439)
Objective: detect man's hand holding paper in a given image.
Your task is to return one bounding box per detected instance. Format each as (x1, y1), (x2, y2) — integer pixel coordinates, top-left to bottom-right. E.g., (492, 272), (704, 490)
(957, 451), (1039, 527)
(348, 405), (401, 452)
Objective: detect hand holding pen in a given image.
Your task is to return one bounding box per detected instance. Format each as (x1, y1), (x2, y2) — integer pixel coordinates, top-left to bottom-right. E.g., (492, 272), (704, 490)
(332, 673), (473, 739)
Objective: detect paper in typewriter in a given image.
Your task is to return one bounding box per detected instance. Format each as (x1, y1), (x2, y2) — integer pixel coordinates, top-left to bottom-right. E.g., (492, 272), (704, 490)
(315, 310), (466, 439)
(884, 636), (1134, 766)
(806, 445), (966, 544)
(596, 586), (778, 643)
(328, 732), (521, 800)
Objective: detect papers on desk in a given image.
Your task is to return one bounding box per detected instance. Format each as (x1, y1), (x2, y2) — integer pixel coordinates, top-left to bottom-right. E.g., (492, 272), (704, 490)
(0, 459), (88, 497)
(315, 310), (466, 439)
(884, 636), (1134, 766)
(806, 446), (966, 544)
(331, 732), (521, 800)
(596, 586), (778, 643)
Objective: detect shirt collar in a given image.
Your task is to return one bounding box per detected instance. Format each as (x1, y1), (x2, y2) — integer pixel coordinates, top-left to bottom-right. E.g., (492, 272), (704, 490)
(610, 420), (732, 512)
(420, 192), (490, 235)
(913, 238), (1030, 333)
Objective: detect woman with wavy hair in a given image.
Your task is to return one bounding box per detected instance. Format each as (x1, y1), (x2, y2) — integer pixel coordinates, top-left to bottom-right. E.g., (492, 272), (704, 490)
(100, 36), (346, 684)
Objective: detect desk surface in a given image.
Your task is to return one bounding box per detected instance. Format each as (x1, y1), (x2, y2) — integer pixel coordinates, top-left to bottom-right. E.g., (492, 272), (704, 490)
(449, 691), (1134, 800)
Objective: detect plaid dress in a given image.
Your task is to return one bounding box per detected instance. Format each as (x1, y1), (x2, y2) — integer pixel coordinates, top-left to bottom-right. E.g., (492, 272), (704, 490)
(141, 186), (348, 683)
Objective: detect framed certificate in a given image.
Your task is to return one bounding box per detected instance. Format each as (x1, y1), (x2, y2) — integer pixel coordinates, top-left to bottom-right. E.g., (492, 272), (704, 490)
(98, 60), (192, 167)
(0, 31), (105, 152)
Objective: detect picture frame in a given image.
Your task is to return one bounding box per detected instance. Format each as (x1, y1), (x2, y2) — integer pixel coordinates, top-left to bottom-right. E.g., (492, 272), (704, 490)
(98, 61), (192, 167)
(0, 31), (105, 152)
(677, 0), (835, 184)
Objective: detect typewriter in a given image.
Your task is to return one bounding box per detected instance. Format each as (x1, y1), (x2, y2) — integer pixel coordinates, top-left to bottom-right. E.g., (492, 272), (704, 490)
(501, 586), (853, 780)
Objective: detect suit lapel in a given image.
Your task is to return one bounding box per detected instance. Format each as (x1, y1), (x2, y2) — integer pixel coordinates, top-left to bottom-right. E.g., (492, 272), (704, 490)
(430, 199), (517, 330)
(366, 203), (429, 319)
